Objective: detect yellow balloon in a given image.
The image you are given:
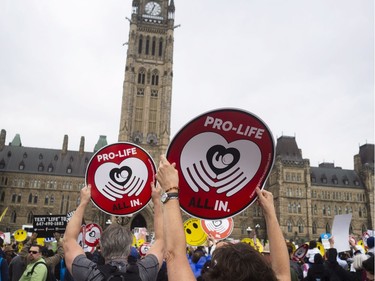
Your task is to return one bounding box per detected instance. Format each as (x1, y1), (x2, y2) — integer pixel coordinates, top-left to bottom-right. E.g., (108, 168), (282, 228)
(132, 234), (137, 247)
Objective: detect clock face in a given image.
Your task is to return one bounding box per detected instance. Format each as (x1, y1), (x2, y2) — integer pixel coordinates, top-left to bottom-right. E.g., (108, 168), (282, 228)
(145, 1), (161, 16)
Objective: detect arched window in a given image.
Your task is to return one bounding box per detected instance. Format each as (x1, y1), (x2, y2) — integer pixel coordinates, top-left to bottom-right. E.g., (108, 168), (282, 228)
(312, 222), (317, 234)
(28, 193), (33, 203)
(325, 223), (331, 233)
(313, 205), (317, 215)
(138, 68), (146, 85)
(322, 205), (326, 215)
(298, 221), (304, 233)
(50, 195), (55, 204)
(44, 195), (49, 205)
(151, 70), (159, 86)
(297, 203), (301, 214)
(151, 37), (156, 56)
(17, 194), (21, 203)
(158, 38), (163, 57)
(327, 206), (331, 216)
(33, 194), (38, 204)
(138, 35), (143, 54)
(145, 36), (150, 55)
(11, 211), (16, 223)
(288, 203), (292, 213)
(287, 220), (293, 232)
(11, 193), (17, 203)
(27, 212), (33, 224)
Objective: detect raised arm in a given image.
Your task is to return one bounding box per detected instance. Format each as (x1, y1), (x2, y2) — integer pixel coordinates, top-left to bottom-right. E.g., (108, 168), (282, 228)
(63, 184), (91, 273)
(156, 155), (195, 281)
(144, 181), (164, 269)
(255, 187), (290, 281)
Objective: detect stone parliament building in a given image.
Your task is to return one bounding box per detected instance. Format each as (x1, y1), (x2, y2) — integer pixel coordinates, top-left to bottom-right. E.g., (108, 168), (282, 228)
(0, 0), (374, 244)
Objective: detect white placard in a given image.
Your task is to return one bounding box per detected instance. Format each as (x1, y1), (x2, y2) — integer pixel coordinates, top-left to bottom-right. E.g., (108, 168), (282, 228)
(331, 214), (352, 252)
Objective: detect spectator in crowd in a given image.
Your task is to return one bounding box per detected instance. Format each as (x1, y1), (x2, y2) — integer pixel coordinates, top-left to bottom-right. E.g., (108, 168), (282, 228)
(362, 255), (374, 281)
(305, 253), (329, 281)
(63, 183), (164, 281)
(19, 244), (47, 281)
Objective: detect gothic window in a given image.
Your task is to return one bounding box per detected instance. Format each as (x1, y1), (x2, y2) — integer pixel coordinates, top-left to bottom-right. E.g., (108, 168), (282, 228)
(312, 222), (317, 234)
(50, 195), (55, 204)
(338, 207), (342, 214)
(48, 164), (54, 172)
(363, 208), (367, 217)
(325, 223), (331, 233)
(0, 159), (5, 169)
(313, 205), (317, 215)
(11, 193), (17, 203)
(322, 205), (326, 215)
(298, 221), (304, 233)
(10, 211), (16, 223)
(28, 193), (32, 203)
(45, 195), (49, 205)
(321, 175), (327, 183)
(345, 207), (348, 214)
(145, 36), (150, 55)
(297, 203), (301, 214)
(17, 194), (21, 203)
(138, 69), (146, 84)
(292, 203), (296, 213)
(158, 38), (163, 57)
(285, 172), (290, 181)
(334, 206), (338, 215)
(33, 194), (38, 204)
(137, 88), (144, 96)
(27, 212), (33, 224)
(60, 195), (65, 214)
(38, 163), (44, 172)
(287, 221), (293, 232)
(151, 70), (159, 86)
(297, 173), (301, 182)
(151, 37), (156, 56)
(66, 195), (70, 213)
(327, 206), (331, 216)
(288, 203), (292, 213)
(0, 191), (4, 202)
(138, 35), (143, 54)
(19, 161), (25, 170)
(66, 165), (72, 174)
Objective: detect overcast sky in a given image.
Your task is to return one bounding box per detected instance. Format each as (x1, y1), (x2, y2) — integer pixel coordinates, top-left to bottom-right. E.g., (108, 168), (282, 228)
(1, 0), (373, 170)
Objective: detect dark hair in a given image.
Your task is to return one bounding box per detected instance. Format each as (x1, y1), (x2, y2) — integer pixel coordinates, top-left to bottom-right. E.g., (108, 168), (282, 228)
(203, 242), (277, 281)
(192, 251), (205, 263)
(362, 255), (374, 274)
(325, 248), (338, 263)
(309, 240), (317, 249)
(314, 253), (323, 264)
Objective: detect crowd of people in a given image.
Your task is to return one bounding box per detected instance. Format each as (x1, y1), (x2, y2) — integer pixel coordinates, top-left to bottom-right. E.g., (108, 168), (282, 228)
(0, 155), (374, 281)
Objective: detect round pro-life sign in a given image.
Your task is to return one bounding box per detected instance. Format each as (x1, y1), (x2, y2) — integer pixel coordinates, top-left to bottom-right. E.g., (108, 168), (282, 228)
(86, 142), (156, 216)
(166, 108), (275, 220)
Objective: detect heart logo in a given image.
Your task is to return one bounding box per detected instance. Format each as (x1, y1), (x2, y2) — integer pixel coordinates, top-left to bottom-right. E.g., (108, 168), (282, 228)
(206, 145), (240, 175)
(212, 220), (222, 227)
(109, 166), (132, 186)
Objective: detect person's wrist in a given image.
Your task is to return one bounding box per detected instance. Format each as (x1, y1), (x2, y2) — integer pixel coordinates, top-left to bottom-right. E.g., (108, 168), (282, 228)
(164, 186), (179, 193)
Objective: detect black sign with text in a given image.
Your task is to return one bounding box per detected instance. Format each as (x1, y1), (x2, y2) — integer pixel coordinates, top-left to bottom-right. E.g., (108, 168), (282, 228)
(33, 215), (67, 237)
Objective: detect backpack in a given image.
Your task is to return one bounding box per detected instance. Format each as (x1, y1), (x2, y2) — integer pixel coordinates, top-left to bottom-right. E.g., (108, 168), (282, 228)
(97, 263), (142, 281)
(0, 257), (3, 281)
(28, 261), (56, 281)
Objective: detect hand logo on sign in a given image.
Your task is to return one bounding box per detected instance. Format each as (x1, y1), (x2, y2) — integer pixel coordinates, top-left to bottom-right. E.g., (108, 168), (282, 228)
(95, 157), (148, 201)
(181, 132), (261, 197)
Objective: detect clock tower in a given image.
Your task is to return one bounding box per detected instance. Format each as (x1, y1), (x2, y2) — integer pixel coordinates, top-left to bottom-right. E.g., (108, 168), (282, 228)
(118, 0), (176, 162)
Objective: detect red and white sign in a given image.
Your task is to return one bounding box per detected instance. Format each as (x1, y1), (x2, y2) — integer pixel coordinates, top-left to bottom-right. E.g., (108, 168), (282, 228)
(167, 108), (275, 219)
(201, 218), (234, 240)
(84, 223), (102, 247)
(86, 142), (156, 216)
